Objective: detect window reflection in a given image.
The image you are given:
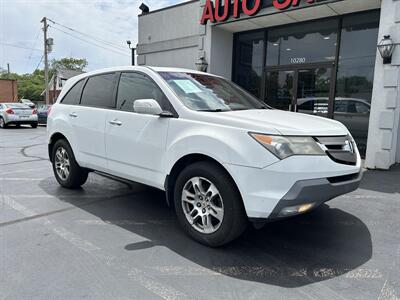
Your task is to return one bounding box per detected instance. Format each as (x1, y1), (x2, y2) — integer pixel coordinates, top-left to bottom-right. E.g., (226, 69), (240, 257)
(266, 20), (338, 66)
(233, 32), (264, 98)
(334, 11), (380, 156)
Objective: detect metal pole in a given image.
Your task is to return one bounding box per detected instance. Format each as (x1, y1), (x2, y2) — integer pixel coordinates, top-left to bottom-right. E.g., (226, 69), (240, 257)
(41, 17), (49, 105)
(53, 73), (57, 104)
(7, 63), (10, 77)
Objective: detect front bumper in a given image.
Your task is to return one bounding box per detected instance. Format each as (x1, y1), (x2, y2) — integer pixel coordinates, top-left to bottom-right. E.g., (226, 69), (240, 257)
(260, 171), (362, 221)
(224, 154), (362, 220)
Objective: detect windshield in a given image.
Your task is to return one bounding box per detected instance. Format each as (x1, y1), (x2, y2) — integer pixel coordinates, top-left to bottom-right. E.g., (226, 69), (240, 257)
(159, 72), (269, 112)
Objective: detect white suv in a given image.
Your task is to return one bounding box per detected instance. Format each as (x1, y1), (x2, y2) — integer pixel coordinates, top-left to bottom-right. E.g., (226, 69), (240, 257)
(47, 66), (362, 246)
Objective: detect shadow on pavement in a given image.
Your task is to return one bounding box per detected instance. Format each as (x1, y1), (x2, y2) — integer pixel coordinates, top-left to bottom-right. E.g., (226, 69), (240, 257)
(360, 164), (400, 194)
(39, 174), (372, 288)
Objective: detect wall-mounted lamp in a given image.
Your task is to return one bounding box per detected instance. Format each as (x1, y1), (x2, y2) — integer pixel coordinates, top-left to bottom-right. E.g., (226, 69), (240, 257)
(377, 35), (397, 64)
(195, 57), (208, 72)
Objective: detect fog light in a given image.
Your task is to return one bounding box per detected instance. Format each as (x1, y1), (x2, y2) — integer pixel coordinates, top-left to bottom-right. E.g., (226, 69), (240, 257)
(279, 203), (315, 217)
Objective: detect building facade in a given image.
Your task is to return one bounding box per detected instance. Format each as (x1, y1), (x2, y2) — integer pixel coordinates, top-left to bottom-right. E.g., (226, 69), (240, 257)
(137, 0), (400, 169)
(0, 79), (18, 103)
(41, 69), (84, 104)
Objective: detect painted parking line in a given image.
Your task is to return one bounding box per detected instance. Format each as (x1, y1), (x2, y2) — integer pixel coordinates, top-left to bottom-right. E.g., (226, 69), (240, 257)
(2, 195), (192, 300)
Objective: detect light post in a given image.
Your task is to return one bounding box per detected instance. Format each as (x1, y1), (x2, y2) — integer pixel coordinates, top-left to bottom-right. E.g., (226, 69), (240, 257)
(377, 35), (398, 65)
(127, 40), (136, 66)
(195, 57), (208, 72)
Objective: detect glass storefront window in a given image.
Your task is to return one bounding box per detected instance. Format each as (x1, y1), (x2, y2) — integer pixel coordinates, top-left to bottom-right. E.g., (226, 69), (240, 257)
(232, 32), (264, 98)
(266, 19), (338, 66)
(334, 11), (380, 155)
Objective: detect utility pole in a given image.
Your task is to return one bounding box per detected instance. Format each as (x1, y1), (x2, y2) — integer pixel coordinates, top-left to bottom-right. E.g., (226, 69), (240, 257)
(7, 63), (10, 77)
(41, 17), (49, 105)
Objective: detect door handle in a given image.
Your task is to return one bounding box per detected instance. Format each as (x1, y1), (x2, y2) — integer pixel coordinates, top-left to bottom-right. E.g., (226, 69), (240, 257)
(69, 112), (78, 118)
(109, 119), (122, 126)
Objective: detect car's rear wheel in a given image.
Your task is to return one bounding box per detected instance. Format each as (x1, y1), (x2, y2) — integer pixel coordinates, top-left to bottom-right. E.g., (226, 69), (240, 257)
(31, 122), (38, 128)
(174, 161), (247, 247)
(52, 139), (88, 189)
(0, 118), (7, 129)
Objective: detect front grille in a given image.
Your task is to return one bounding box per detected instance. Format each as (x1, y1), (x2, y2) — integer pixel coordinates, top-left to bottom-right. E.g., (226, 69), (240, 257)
(314, 135), (357, 166)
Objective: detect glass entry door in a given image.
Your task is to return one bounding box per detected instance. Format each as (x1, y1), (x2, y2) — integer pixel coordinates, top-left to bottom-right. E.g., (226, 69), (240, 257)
(265, 65), (335, 118)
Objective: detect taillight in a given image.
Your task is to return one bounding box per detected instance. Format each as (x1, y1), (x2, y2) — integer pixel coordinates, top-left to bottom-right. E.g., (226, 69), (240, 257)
(5, 108), (14, 114)
(32, 109), (38, 115)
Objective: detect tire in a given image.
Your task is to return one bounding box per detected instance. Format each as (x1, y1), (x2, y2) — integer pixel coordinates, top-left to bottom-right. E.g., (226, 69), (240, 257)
(31, 122), (38, 128)
(52, 139), (88, 189)
(174, 161), (247, 247)
(0, 117), (7, 128)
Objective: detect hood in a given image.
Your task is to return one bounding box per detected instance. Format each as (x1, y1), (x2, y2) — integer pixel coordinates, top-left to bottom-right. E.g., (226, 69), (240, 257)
(196, 109), (349, 136)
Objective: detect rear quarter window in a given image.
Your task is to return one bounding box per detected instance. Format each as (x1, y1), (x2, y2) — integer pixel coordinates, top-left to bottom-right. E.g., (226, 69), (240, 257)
(61, 80), (85, 105)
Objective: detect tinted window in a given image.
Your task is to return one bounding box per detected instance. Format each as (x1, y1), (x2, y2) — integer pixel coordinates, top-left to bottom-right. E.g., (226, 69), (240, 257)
(266, 19), (338, 66)
(233, 31), (264, 98)
(61, 80), (84, 105)
(81, 73), (116, 108)
(117, 72), (168, 112)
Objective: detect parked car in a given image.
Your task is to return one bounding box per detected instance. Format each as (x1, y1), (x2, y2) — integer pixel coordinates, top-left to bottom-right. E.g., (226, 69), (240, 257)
(47, 67), (362, 247)
(298, 97), (371, 153)
(38, 105), (52, 125)
(0, 103), (38, 128)
(19, 98), (36, 108)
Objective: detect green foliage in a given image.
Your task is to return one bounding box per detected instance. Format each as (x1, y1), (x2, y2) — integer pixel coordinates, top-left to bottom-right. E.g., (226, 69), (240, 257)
(0, 70), (45, 102)
(0, 57), (88, 102)
(50, 57), (88, 74)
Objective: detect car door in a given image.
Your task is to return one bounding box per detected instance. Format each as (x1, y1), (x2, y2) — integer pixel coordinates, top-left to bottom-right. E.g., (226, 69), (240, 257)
(74, 73), (117, 171)
(105, 72), (172, 189)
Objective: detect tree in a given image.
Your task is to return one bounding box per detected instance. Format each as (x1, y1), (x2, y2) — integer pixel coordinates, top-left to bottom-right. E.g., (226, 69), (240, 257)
(50, 57), (88, 73)
(0, 70), (45, 102)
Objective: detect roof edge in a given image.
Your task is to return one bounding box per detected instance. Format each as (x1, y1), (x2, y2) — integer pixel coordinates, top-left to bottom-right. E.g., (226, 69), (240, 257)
(138, 0), (199, 17)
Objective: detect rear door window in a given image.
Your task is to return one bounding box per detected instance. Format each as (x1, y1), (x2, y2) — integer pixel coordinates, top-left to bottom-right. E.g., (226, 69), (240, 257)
(81, 73), (116, 108)
(61, 80), (85, 105)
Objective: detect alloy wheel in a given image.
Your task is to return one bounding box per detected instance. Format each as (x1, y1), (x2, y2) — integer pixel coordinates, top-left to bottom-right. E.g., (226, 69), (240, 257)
(181, 177), (224, 234)
(55, 147), (71, 181)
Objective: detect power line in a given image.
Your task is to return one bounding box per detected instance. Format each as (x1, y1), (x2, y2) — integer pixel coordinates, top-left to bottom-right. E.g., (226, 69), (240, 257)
(25, 28), (42, 71)
(49, 25), (130, 57)
(34, 54), (44, 71)
(47, 18), (127, 51)
(0, 41), (42, 52)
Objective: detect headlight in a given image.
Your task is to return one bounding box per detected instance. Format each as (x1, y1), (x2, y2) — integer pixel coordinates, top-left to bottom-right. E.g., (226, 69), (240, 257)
(249, 133), (325, 159)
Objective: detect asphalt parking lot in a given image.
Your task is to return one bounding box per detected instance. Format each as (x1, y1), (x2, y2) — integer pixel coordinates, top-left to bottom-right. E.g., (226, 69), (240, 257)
(1, 126), (399, 300)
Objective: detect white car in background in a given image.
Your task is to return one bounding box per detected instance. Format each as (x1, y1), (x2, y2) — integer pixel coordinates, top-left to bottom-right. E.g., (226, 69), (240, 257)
(0, 103), (38, 128)
(47, 66), (362, 247)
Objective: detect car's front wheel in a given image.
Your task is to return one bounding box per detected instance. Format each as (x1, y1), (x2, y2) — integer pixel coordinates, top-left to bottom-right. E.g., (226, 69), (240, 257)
(174, 161), (247, 247)
(52, 139), (88, 189)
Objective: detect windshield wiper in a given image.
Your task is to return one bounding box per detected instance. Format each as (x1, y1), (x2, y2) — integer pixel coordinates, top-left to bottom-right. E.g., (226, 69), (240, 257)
(197, 109), (229, 112)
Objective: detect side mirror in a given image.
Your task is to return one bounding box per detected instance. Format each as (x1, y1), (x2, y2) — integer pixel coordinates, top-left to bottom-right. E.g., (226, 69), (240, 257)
(134, 99), (163, 115)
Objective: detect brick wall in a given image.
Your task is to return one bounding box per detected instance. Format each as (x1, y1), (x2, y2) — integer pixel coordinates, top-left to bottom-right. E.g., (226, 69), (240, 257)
(0, 79), (18, 103)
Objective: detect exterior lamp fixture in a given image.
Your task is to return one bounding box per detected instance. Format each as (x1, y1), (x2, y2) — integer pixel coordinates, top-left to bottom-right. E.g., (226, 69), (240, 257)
(196, 57), (208, 72)
(127, 40), (136, 66)
(378, 35), (397, 64)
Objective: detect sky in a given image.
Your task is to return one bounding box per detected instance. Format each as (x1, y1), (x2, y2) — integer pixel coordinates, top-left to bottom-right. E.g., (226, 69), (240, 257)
(0, 0), (188, 74)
